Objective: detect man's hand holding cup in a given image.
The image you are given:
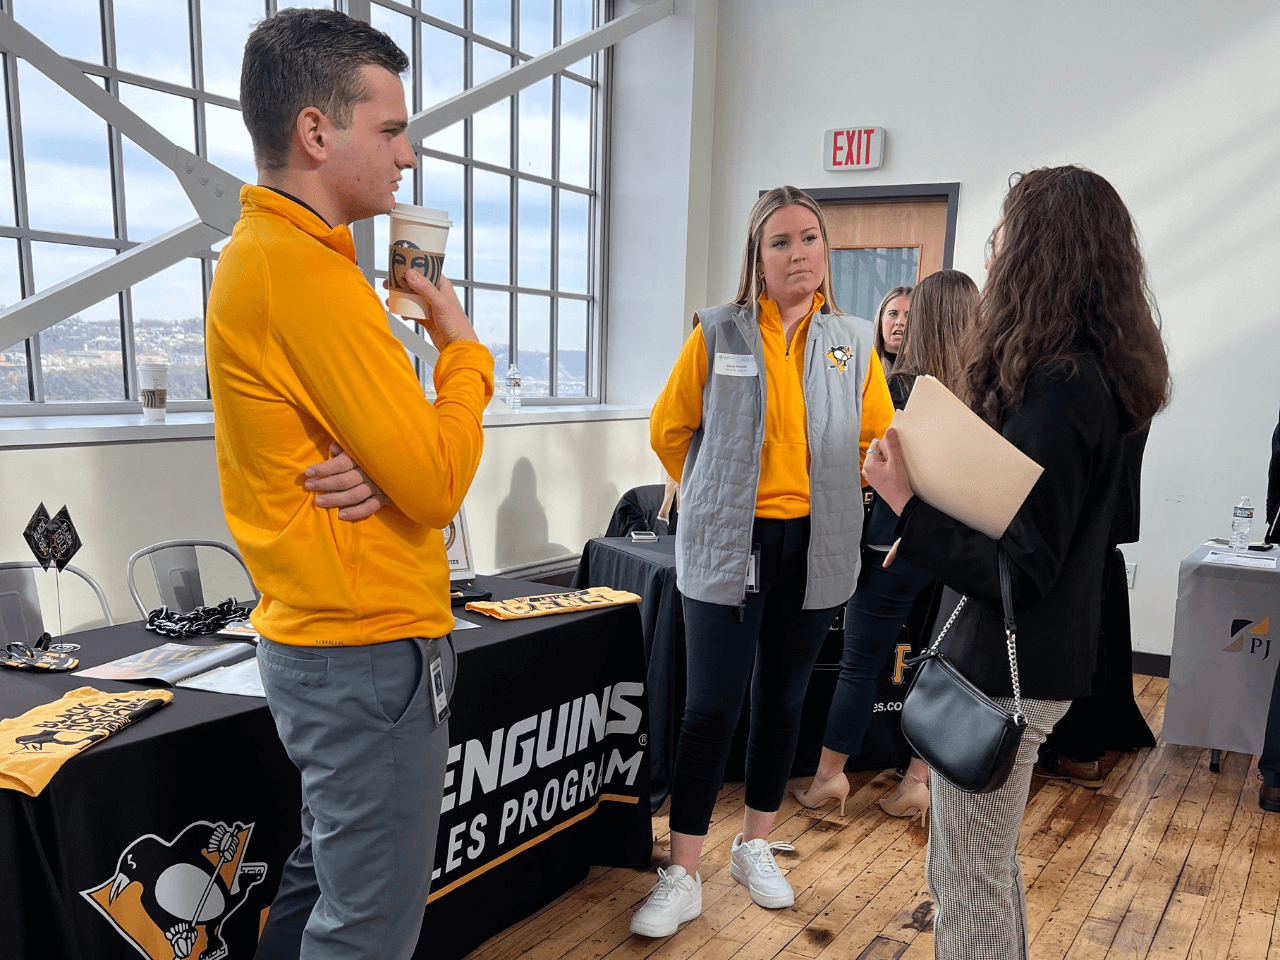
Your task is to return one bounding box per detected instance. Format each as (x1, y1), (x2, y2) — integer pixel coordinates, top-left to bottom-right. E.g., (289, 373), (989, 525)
(396, 270), (478, 349)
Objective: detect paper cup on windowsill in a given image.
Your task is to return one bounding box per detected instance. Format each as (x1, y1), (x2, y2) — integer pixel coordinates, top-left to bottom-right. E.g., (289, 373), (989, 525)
(387, 204), (451, 320)
(137, 362), (168, 422)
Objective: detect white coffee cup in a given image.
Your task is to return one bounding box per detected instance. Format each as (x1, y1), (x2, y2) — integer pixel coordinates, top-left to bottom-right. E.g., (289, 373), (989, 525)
(388, 203), (451, 320)
(138, 362), (168, 422)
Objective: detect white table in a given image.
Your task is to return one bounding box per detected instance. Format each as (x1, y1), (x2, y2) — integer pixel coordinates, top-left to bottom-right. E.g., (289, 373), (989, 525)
(1164, 541), (1280, 770)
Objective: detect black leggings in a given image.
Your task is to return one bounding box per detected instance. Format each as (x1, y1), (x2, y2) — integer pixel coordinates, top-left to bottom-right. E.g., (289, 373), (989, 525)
(669, 516), (842, 836)
(822, 546), (933, 755)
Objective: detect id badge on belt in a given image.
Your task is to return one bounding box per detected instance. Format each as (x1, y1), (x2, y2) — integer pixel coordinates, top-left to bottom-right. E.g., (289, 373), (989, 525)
(429, 646), (451, 726)
(744, 545), (762, 594)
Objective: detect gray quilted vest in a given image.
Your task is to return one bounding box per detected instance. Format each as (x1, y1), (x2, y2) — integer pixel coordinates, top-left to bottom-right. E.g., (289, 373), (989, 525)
(674, 300), (873, 610)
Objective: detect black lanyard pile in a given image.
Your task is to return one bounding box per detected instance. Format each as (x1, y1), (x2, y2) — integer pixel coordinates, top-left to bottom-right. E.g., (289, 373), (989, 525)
(144, 598), (251, 639)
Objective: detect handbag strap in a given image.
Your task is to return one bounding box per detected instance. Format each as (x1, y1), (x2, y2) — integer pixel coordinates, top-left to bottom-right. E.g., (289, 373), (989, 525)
(998, 548), (1024, 722)
(918, 547), (1024, 722)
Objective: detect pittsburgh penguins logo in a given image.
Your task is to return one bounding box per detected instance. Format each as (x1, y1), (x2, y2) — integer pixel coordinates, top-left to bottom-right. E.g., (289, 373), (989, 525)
(81, 820), (267, 960)
(825, 345), (854, 372)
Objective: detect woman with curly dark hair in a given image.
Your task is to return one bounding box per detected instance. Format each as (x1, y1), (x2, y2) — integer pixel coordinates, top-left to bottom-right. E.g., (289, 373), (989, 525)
(864, 165), (1170, 960)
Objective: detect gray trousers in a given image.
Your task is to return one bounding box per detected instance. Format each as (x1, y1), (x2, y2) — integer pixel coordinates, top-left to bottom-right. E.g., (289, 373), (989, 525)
(254, 635), (454, 960)
(927, 697), (1070, 960)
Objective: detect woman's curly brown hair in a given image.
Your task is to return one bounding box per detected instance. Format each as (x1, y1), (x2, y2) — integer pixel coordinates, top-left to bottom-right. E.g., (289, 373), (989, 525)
(958, 165), (1171, 432)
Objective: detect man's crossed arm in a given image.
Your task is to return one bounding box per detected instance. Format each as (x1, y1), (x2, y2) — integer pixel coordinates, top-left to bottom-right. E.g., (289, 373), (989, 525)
(305, 443), (390, 521)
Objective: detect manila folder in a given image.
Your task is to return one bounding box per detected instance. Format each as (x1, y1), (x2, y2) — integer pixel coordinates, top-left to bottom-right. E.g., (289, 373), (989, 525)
(891, 375), (1043, 540)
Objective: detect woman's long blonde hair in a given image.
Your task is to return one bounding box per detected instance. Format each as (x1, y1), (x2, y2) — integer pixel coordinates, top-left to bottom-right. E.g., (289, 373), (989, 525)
(732, 186), (839, 314)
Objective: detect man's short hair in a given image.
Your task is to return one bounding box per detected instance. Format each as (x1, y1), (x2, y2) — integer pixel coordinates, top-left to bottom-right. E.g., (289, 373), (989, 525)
(240, 8), (409, 173)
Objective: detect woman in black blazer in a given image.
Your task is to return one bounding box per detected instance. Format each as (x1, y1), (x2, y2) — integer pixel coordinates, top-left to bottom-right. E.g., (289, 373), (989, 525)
(864, 165), (1171, 960)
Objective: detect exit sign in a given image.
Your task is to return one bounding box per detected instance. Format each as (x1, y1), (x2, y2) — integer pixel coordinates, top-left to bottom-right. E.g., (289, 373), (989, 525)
(824, 126), (884, 171)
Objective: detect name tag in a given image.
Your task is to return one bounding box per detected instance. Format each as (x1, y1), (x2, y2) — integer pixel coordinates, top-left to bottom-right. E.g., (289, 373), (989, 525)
(714, 352), (758, 377)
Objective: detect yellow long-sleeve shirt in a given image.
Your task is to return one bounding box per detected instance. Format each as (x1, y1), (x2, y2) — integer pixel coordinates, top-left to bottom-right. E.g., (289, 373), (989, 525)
(651, 294), (894, 519)
(207, 186), (494, 647)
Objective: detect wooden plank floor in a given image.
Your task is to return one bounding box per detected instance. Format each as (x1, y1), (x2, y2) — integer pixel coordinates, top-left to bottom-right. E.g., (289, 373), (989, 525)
(466, 676), (1279, 960)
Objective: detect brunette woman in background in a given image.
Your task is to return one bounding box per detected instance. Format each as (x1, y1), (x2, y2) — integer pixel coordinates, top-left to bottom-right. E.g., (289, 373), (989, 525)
(795, 270), (978, 824)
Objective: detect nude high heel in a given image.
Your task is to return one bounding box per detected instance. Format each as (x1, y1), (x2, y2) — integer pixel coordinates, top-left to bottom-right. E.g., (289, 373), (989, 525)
(793, 771), (850, 817)
(879, 770), (929, 826)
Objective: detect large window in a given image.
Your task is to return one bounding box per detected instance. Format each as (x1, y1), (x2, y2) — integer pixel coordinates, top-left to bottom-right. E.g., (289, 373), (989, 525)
(0, 0), (604, 410)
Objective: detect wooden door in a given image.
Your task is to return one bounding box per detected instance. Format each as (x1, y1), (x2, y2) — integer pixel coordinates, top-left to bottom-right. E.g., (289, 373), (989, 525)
(820, 199), (950, 320)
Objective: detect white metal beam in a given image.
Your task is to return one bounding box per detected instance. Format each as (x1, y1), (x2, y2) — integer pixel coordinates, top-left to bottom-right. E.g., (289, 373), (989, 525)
(0, 221), (224, 353)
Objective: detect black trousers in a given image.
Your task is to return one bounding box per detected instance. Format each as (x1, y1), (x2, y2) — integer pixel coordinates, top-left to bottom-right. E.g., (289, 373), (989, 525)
(1042, 547), (1155, 763)
(669, 516), (843, 836)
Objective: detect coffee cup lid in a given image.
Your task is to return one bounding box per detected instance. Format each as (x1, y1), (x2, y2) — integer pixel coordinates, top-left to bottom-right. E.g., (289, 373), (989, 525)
(137, 362), (168, 370)
(390, 203), (452, 228)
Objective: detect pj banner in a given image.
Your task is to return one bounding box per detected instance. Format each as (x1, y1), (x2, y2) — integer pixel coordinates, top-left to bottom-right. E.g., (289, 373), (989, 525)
(1165, 542), (1280, 757)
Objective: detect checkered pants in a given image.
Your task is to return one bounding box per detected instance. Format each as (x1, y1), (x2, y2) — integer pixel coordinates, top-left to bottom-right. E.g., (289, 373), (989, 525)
(927, 697), (1070, 960)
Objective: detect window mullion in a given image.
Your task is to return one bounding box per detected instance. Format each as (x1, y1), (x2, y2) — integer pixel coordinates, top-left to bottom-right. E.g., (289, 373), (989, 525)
(190, 0), (206, 93)
(588, 0), (608, 401)
(100, 0), (136, 403)
(2, 20), (40, 401)
(463, 1), (474, 323)
(21, 238), (42, 403)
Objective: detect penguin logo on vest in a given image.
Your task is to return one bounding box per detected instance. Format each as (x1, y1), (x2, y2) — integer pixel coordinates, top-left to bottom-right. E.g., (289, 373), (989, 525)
(824, 345), (853, 372)
(81, 820), (267, 960)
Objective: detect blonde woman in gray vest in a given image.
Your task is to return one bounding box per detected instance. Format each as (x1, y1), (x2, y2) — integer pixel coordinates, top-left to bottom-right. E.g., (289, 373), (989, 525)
(632, 186), (895, 937)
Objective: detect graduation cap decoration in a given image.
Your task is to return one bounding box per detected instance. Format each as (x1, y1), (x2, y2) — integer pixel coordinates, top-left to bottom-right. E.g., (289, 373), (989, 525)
(23, 503), (82, 572)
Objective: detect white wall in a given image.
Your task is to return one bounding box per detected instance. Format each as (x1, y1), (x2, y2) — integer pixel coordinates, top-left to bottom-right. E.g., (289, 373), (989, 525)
(0, 419), (656, 632)
(688, 0), (1280, 654)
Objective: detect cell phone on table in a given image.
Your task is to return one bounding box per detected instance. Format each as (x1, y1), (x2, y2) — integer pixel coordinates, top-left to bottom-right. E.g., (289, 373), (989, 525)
(630, 530), (658, 542)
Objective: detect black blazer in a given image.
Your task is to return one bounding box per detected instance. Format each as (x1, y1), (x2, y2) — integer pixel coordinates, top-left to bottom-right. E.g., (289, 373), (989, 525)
(895, 358), (1123, 701)
(1268, 406), (1280, 542)
(1109, 427), (1149, 547)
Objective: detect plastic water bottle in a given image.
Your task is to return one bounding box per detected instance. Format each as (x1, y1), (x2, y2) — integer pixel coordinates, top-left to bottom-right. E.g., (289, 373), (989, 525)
(1231, 496), (1254, 551)
(504, 362), (522, 412)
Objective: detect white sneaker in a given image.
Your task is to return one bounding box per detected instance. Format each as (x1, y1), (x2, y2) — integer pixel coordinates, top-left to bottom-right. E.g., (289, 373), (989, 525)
(729, 833), (795, 908)
(629, 865), (702, 937)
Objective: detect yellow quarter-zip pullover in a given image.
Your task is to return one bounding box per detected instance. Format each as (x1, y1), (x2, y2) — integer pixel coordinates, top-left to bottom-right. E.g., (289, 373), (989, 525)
(207, 186), (494, 647)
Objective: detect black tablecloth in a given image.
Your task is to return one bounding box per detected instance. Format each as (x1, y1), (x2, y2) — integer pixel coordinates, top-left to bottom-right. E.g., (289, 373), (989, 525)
(572, 537), (685, 812)
(573, 537), (923, 811)
(0, 576), (651, 960)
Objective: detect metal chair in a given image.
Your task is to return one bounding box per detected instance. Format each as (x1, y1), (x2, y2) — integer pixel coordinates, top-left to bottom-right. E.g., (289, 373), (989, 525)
(126, 539), (260, 617)
(0, 561), (114, 645)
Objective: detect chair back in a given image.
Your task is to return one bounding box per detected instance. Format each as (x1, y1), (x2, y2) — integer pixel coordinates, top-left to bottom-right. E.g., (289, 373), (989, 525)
(149, 544), (204, 612)
(0, 564), (43, 646)
(126, 540), (259, 617)
(605, 484), (672, 538)
(0, 562), (114, 642)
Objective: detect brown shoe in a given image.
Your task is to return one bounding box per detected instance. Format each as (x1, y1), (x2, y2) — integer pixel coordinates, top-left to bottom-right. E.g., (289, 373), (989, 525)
(1261, 785), (1280, 812)
(1036, 754), (1105, 788)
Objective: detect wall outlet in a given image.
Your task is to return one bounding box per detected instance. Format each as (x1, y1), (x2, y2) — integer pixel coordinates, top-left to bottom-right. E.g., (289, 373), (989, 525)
(1125, 563), (1137, 589)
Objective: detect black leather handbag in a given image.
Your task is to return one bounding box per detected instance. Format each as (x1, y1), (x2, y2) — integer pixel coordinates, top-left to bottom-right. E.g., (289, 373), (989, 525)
(899, 549), (1029, 794)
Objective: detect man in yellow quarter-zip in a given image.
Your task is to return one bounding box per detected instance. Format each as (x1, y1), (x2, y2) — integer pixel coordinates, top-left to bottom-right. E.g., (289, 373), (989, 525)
(205, 9), (493, 959)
